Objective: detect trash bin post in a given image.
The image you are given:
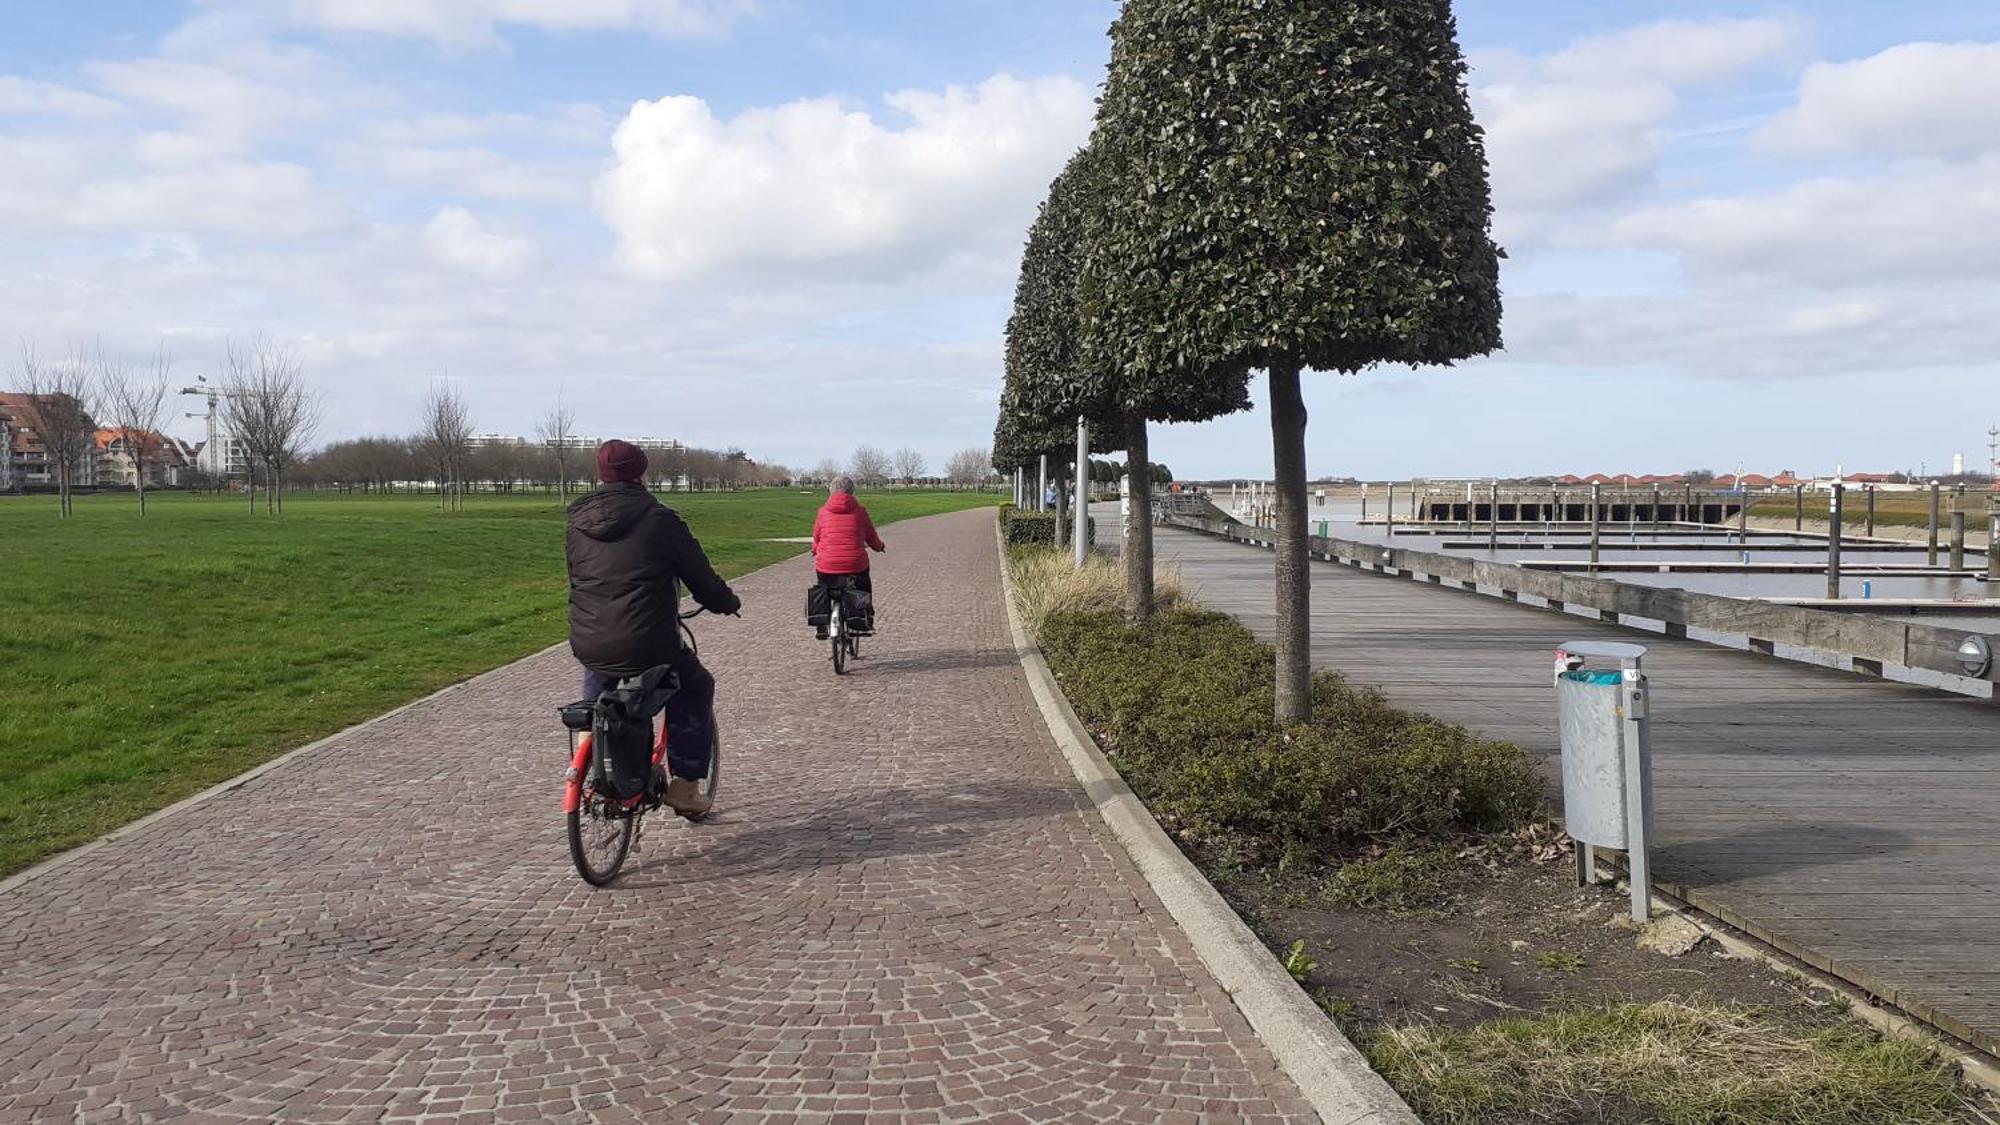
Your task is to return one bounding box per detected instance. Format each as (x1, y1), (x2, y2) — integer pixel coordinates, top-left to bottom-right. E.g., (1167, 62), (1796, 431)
(1620, 657), (1654, 924)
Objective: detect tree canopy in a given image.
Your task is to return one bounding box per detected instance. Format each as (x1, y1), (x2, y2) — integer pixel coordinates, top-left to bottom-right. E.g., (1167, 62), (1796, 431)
(1083, 0), (1503, 384)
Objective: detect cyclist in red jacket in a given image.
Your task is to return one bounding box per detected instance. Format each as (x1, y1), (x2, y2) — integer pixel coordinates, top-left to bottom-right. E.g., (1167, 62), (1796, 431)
(811, 476), (885, 638)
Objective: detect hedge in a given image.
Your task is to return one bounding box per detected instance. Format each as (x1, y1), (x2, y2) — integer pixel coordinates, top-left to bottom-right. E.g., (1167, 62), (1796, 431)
(1037, 606), (1541, 869)
(1000, 505), (1096, 548)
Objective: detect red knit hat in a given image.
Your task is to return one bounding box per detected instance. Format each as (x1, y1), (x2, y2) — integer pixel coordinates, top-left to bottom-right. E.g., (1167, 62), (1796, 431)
(596, 439), (648, 483)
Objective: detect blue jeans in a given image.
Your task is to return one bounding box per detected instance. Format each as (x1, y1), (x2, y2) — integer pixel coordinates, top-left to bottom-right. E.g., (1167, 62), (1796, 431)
(581, 651), (716, 781)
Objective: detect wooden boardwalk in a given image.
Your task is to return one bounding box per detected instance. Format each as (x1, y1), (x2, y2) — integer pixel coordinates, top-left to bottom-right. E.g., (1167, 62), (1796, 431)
(1157, 525), (2000, 1056)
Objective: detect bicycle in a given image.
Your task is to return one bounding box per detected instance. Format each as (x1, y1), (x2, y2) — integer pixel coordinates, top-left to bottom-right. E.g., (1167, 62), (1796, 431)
(558, 609), (721, 886)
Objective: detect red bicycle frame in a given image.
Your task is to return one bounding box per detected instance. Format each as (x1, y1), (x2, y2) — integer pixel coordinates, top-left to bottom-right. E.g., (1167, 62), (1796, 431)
(562, 720), (669, 814)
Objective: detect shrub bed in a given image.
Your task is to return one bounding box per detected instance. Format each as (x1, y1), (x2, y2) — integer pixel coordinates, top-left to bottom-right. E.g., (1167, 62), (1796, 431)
(1037, 606), (1541, 870)
(999, 504), (1095, 548)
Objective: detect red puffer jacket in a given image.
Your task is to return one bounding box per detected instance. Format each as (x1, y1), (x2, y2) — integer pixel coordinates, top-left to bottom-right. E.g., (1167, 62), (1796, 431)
(812, 493), (885, 574)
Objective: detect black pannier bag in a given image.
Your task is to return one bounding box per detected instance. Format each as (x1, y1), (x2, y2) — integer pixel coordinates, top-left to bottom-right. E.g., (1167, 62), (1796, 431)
(592, 687), (657, 802)
(805, 584), (832, 629)
(843, 586), (875, 633)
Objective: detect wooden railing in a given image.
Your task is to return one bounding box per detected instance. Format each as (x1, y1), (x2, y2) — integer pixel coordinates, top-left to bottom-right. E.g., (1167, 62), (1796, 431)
(1161, 515), (2000, 691)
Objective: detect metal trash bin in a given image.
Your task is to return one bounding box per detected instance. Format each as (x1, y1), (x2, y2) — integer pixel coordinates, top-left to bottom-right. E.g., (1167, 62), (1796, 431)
(1554, 640), (1655, 922)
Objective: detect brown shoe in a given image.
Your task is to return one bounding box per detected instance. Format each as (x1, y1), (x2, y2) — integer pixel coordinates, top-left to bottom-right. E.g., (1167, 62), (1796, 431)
(665, 778), (712, 818)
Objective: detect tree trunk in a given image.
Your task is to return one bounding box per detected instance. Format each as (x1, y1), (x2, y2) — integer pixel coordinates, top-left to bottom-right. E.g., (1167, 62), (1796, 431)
(1269, 362), (1312, 724)
(1124, 412), (1154, 623)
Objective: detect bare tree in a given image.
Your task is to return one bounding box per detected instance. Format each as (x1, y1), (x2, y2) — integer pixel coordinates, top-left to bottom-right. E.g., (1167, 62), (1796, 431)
(849, 445), (891, 486)
(946, 447), (991, 489)
(536, 399), (577, 498)
(98, 345), (173, 515)
(893, 447), (926, 485)
(419, 381), (474, 512)
(220, 338), (320, 516)
(20, 345), (98, 518)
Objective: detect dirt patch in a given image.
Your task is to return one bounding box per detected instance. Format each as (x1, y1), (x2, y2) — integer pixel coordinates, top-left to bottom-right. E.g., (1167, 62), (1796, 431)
(1205, 838), (1845, 1038)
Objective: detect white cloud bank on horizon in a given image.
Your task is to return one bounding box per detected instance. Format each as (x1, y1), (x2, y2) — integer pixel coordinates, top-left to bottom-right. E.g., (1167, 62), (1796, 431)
(596, 74), (1095, 283)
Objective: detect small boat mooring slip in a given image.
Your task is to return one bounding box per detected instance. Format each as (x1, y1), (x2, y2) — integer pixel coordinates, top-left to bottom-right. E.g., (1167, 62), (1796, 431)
(1213, 477), (2000, 607)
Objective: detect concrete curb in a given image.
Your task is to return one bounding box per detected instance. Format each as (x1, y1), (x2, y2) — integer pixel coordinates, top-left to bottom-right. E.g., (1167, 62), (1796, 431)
(994, 524), (1421, 1125)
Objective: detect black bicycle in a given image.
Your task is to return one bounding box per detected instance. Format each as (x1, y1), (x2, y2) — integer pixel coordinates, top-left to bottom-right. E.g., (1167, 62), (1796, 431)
(821, 576), (871, 676)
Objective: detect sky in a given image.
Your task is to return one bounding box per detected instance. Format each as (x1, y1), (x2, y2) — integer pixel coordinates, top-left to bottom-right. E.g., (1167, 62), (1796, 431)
(1, 1), (1998, 480)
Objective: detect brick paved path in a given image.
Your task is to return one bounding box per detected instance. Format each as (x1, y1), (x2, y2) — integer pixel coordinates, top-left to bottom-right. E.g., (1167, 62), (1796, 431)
(0, 509), (1314, 1124)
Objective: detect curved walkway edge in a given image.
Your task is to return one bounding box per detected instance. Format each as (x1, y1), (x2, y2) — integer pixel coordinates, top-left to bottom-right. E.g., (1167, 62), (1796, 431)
(994, 527), (1420, 1125)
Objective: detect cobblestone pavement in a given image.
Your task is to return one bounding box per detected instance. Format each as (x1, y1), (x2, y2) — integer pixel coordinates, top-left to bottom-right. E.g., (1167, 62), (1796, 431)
(0, 509), (1315, 1124)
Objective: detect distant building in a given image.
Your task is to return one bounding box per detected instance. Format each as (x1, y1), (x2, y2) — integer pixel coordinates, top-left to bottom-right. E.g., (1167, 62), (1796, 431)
(0, 392), (97, 489)
(198, 434), (253, 479)
(95, 428), (195, 488)
(0, 415), (12, 492)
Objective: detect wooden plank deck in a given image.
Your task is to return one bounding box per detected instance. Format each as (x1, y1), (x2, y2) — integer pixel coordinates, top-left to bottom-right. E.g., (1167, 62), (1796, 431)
(1156, 525), (2000, 1054)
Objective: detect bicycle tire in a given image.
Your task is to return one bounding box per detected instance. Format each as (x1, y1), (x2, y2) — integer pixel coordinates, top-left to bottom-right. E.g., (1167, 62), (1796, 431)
(568, 750), (637, 886)
(831, 604), (847, 676)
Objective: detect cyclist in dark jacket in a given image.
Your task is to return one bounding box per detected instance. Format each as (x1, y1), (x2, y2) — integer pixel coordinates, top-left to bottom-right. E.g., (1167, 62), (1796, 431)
(567, 439), (740, 815)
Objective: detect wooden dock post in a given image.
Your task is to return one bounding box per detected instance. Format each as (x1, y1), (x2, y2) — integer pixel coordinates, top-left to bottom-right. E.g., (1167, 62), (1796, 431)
(1929, 481), (1942, 565)
(1827, 482), (1845, 600)
(1590, 482), (1602, 572)
(1488, 480), (1499, 552)
(1989, 506), (2000, 584)
(1795, 484), (1805, 532)
(1952, 502), (1967, 571)
(1865, 485), (1876, 537)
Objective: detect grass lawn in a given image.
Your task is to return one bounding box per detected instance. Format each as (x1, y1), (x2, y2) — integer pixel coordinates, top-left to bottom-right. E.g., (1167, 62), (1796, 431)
(0, 487), (999, 875)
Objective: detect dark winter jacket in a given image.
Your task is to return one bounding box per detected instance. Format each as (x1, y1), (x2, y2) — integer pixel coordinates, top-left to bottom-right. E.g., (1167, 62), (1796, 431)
(566, 483), (741, 678)
(811, 492), (885, 574)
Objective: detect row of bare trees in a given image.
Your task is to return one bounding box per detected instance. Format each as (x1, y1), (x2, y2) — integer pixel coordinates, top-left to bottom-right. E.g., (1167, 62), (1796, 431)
(219, 339), (321, 515)
(303, 431), (792, 497)
(12, 339), (320, 518)
(795, 446), (994, 489)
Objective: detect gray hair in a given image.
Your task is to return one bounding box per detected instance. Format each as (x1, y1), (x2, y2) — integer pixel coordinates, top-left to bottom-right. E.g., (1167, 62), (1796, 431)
(830, 475), (856, 495)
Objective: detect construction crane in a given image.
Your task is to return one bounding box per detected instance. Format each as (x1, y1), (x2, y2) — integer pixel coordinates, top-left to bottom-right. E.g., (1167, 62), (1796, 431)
(179, 375), (250, 479)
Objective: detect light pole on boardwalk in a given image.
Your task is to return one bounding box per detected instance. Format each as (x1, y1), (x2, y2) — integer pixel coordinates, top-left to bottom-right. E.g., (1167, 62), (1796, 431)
(1073, 416), (1090, 568)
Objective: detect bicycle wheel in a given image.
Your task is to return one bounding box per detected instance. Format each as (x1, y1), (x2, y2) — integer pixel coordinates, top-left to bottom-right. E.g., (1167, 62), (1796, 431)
(568, 754), (637, 885)
(831, 605), (847, 676)
(682, 719), (722, 823)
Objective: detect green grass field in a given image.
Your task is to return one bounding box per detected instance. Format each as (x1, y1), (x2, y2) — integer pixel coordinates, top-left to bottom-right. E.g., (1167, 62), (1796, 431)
(0, 487), (999, 875)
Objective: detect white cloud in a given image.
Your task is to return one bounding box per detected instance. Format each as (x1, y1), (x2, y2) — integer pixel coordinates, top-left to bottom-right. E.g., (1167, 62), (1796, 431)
(254, 0), (755, 49)
(1756, 42), (2000, 159)
(1507, 283), (2000, 379)
(596, 73), (1094, 283)
(1473, 18), (1801, 234)
(1612, 154), (2000, 287)
(67, 161), (343, 237)
(85, 55), (331, 148)
(0, 76), (121, 117)
(422, 206), (536, 276)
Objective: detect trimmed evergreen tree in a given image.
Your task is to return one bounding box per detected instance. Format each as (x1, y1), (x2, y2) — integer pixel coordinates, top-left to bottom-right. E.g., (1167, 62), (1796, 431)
(1008, 145), (1250, 619)
(1086, 0), (1503, 720)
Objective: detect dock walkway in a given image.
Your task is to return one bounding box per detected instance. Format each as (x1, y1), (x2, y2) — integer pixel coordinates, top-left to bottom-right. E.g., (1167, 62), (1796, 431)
(1157, 524), (2000, 1056)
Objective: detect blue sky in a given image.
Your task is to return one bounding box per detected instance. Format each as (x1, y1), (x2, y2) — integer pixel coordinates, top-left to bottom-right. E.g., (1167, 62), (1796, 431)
(1, 1), (1997, 480)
